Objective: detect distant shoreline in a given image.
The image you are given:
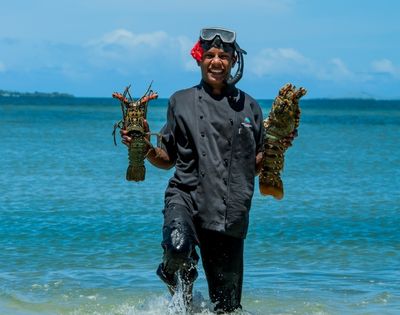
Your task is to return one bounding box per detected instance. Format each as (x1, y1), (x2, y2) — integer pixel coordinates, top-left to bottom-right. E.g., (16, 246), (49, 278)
(1, 90), (399, 102)
(0, 89), (74, 98)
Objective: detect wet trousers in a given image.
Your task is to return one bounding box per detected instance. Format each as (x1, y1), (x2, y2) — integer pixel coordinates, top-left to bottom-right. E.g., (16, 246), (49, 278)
(157, 204), (244, 313)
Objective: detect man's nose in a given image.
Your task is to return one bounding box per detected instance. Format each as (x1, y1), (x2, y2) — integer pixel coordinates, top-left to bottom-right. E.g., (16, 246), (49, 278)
(211, 56), (223, 65)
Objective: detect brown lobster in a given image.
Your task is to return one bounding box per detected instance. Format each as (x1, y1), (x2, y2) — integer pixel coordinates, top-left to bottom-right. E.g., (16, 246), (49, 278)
(259, 83), (307, 199)
(112, 83), (158, 181)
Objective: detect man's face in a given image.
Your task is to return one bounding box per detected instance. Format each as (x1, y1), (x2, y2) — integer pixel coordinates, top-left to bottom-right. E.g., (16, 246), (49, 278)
(199, 47), (235, 90)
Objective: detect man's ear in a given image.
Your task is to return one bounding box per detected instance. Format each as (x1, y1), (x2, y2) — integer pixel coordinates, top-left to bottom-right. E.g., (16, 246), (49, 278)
(232, 53), (237, 67)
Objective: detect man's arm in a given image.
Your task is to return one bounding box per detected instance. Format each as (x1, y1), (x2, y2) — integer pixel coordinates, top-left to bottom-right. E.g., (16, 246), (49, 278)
(146, 146), (175, 170)
(120, 126), (175, 170)
(255, 151), (263, 176)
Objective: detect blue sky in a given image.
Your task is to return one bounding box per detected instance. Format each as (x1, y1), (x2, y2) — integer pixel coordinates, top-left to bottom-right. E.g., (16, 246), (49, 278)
(1, 0), (399, 99)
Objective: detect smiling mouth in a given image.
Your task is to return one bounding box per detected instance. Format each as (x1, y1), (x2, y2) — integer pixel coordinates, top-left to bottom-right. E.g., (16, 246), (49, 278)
(209, 69), (225, 78)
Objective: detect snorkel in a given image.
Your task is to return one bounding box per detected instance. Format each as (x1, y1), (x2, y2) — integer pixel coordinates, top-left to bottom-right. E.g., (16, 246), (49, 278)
(191, 27), (247, 86)
(228, 41), (246, 85)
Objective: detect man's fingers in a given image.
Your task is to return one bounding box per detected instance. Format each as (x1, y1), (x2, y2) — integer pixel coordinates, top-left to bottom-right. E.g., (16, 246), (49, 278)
(120, 129), (131, 147)
(143, 137), (153, 149)
(120, 123), (150, 147)
(143, 119), (150, 132)
(121, 135), (132, 144)
(121, 139), (130, 147)
(120, 129), (128, 136)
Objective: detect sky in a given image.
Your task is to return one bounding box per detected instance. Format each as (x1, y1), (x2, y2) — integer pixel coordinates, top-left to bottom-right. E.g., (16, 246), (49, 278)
(0, 0), (399, 99)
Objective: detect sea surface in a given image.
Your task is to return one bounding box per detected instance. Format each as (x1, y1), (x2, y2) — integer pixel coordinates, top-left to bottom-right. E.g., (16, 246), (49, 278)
(0, 96), (399, 315)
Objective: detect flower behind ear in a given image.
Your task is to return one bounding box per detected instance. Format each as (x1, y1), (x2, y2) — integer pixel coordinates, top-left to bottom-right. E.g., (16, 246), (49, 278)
(190, 40), (204, 62)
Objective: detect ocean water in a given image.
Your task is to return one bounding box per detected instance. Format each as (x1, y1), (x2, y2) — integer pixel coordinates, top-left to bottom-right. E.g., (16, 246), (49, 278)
(0, 96), (399, 315)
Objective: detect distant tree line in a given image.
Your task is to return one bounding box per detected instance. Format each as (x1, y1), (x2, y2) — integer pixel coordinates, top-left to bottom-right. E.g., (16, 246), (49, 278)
(0, 89), (74, 98)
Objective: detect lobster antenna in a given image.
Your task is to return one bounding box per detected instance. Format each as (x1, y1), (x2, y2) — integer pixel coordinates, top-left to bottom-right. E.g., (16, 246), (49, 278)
(126, 85), (134, 103)
(121, 84), (131, 116)
(140, 80), (154, 117)
(144, 80), (153, 97)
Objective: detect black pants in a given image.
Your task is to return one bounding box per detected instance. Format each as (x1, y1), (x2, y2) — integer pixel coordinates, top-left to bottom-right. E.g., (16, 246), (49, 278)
(158, 204), (244, 313)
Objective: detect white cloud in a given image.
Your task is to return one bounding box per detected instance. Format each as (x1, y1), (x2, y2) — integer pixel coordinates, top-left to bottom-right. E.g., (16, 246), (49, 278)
(101, 29), (168, 48)
(329, 58), (353, 77)
(316, 58), (376, 83)
(310, 57), (360, 82)
(86, 29), (197, 72)
(249, 49), (373, 83)
(371, 58), (399, 77)
(87, 29), (169, 60)
(250, 48), (311, 76)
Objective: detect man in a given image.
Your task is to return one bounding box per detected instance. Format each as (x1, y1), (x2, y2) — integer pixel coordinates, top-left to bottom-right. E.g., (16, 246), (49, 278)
(122, 27), (264, 313)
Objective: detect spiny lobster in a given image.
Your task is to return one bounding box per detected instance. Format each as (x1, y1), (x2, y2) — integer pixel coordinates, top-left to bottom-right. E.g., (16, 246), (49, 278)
(259, 83), (307, 199)
(112, 83), (158, 181)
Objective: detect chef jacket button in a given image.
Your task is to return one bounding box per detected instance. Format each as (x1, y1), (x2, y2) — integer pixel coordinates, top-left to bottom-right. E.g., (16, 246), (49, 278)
(200, 170), (205, 177)
(229, 119), (234, 125)
(223, 197), (227, 204)
(202, 152), (206, 156)
(227, 138), (231, 146)
(223, 178), (227, 185)
(200, 115), (204, 119)
(224, 159), (228, 166)
(201, 132), (205, 137)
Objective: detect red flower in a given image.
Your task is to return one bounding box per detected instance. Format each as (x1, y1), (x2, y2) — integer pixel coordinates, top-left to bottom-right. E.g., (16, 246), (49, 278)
(190, 40), (203, 62)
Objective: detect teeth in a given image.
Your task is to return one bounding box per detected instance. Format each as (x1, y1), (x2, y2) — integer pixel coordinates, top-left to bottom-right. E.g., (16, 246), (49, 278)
(210, 69), (223, 74)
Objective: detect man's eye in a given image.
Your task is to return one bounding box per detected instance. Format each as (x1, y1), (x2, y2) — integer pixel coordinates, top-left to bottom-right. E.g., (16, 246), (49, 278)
(203, 53), (231, 60)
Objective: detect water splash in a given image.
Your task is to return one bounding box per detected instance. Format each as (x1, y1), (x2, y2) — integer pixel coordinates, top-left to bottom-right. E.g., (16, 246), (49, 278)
(167, 273), (192, 315)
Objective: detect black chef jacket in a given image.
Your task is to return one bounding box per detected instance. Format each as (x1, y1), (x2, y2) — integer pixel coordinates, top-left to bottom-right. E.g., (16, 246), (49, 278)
(160, 80), (264, 239)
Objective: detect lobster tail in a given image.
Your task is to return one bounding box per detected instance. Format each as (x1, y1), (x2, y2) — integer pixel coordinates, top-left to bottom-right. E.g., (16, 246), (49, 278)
(126, 165), (145, 181)
(259, 174), (283, 199)
(126, 138), (147, 182)
(259, 142), (286, 199)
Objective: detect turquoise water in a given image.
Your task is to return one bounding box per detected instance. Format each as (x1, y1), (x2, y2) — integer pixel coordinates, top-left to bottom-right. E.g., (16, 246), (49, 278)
(0, 97), (399, 315)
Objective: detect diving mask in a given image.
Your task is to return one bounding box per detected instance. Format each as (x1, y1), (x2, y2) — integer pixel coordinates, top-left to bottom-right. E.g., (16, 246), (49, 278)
(200, 27), (236, 44)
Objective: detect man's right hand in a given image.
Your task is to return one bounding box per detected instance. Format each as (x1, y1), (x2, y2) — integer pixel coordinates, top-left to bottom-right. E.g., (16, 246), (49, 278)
(120, 120), (174, 170)
(120, 129), (132, 147)
(120, 119), (151, 147)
